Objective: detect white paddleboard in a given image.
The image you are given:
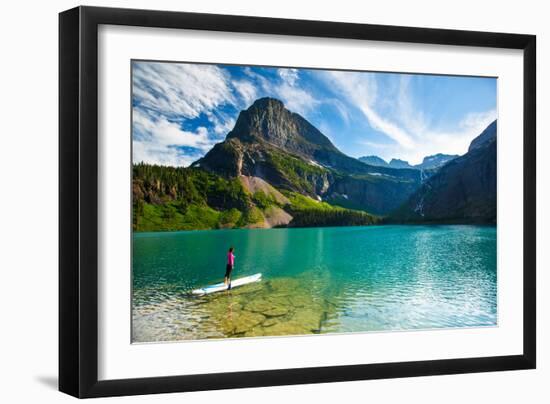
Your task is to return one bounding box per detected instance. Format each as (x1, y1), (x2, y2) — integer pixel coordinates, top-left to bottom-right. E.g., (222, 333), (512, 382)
(191, 273), (262, 295)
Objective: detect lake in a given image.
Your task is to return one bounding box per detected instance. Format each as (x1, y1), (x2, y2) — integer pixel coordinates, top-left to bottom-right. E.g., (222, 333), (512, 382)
(132, 225), (497, 342)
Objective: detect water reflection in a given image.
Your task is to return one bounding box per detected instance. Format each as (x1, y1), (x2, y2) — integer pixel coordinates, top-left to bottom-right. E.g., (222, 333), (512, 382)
(132, 225), (497, 342)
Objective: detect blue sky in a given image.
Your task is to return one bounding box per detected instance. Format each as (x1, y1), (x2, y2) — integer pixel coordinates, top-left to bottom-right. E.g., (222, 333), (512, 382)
(132, 61), (496, 167)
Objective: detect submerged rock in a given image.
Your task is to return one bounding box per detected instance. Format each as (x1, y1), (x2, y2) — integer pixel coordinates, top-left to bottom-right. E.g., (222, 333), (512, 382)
(261, 320), (310, 336)
(262, 318), (278, 327)
(245, 298), (276, 313)
(262, 306), (289, 317)
(230, 311), (266, 334)
(133, 273), (340, 341)
(291, 308), (323, 332)
(268, 277), (300, 292)
(243, 327), (267, 338)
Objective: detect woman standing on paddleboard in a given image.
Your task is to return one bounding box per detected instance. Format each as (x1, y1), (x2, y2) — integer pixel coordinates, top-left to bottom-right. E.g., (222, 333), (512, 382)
(224, 247), (235, 289)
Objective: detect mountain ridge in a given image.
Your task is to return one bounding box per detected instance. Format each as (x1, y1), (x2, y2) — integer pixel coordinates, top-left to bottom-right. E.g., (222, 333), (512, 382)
(194, 97), (421, 214)
(391, 120), (497, 223)
(358, 153), (459, 170)
(203, 98), (420, 179)
(132, 97), (497, 231)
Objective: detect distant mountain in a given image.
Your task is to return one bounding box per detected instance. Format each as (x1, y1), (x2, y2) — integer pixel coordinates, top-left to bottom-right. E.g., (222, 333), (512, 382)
(357, 156), (388, 167)
(391, 121), (497, 223)
(358, 153), (458, 171)
(389, 158), (413, 169)
(194, 98), (421, 214)
(358, 155), (388, 167)
(416, 153), (459, 170)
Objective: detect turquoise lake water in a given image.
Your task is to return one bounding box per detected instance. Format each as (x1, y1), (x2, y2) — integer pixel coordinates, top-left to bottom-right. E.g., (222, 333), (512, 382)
(132, 225), (497, 342)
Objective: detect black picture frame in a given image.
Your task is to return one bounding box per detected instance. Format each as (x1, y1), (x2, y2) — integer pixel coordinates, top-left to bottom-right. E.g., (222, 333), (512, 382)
(59, 5), (536, 398)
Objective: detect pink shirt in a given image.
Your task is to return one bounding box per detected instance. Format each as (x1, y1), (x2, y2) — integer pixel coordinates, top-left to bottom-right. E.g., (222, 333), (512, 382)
(227, 252), (235, 266)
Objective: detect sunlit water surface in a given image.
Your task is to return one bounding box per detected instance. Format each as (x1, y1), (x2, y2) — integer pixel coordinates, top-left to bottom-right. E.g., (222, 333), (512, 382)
(132, 225), (496, 342)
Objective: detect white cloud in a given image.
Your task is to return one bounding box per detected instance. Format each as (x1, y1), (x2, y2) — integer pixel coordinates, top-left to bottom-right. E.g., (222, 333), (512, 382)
(206, 111), (236, 137)
(133, 62), (496, 168)
(275, 83), (318, 117)
(277, 68), (299, 86)
(418, 108), (496, 157)
(459, 109), (497, 131)
(133, 141), (199, 168)
(357, 109), (497, 164)
(133, 62), (234, 119)
(322, 71), (416, 150)
(327, 98), (351, 125)
(240, 67), (272, 93)
(321, 70), (496, 164)
(132, 62), (240, 166)
(389, 76), (497, 163)
(232, 79), (257, 107)
(241, 66), (318, 116)
(132, 108), (215, 167)
(394, 75), (429, 135)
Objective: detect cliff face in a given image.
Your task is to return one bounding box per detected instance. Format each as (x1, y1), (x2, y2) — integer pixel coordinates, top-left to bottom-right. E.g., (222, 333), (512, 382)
(194, 97), (420, 214)
(468, 121), (497, 152)
(325, 175), (420, 214)
(392, 121), (497, 223)
(194, 136), (334, 197)
(226, 97), (337, 158)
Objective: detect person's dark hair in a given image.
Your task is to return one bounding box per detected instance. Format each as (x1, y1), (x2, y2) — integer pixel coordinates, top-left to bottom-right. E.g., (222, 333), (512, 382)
(229, 247), (234, 252)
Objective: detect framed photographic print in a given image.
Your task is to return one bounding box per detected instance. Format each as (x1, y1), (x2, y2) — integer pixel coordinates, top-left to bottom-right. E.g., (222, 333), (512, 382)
(59, 6), (536, 398)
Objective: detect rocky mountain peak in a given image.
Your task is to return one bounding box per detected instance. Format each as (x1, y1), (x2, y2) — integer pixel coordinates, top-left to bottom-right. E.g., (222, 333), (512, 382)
(226, 97), (336, 154)
(249, 97), (285, 110)
(194, 98), (422, 207)
(468, 120), (497, 152)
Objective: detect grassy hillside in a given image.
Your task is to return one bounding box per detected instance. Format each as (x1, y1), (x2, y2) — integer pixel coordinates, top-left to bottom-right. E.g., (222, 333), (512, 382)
(133, 163), (378, 231)
(133, 163), (257, 231)
(264, 147), (328, 195)
(282, 191), (378, 227)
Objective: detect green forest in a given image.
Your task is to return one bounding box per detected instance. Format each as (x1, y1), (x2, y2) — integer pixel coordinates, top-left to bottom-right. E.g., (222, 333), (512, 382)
(132, 163), (378, 232)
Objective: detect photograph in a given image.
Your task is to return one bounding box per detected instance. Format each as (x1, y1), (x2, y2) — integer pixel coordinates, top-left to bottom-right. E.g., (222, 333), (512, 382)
(131, 60), (497, 343)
